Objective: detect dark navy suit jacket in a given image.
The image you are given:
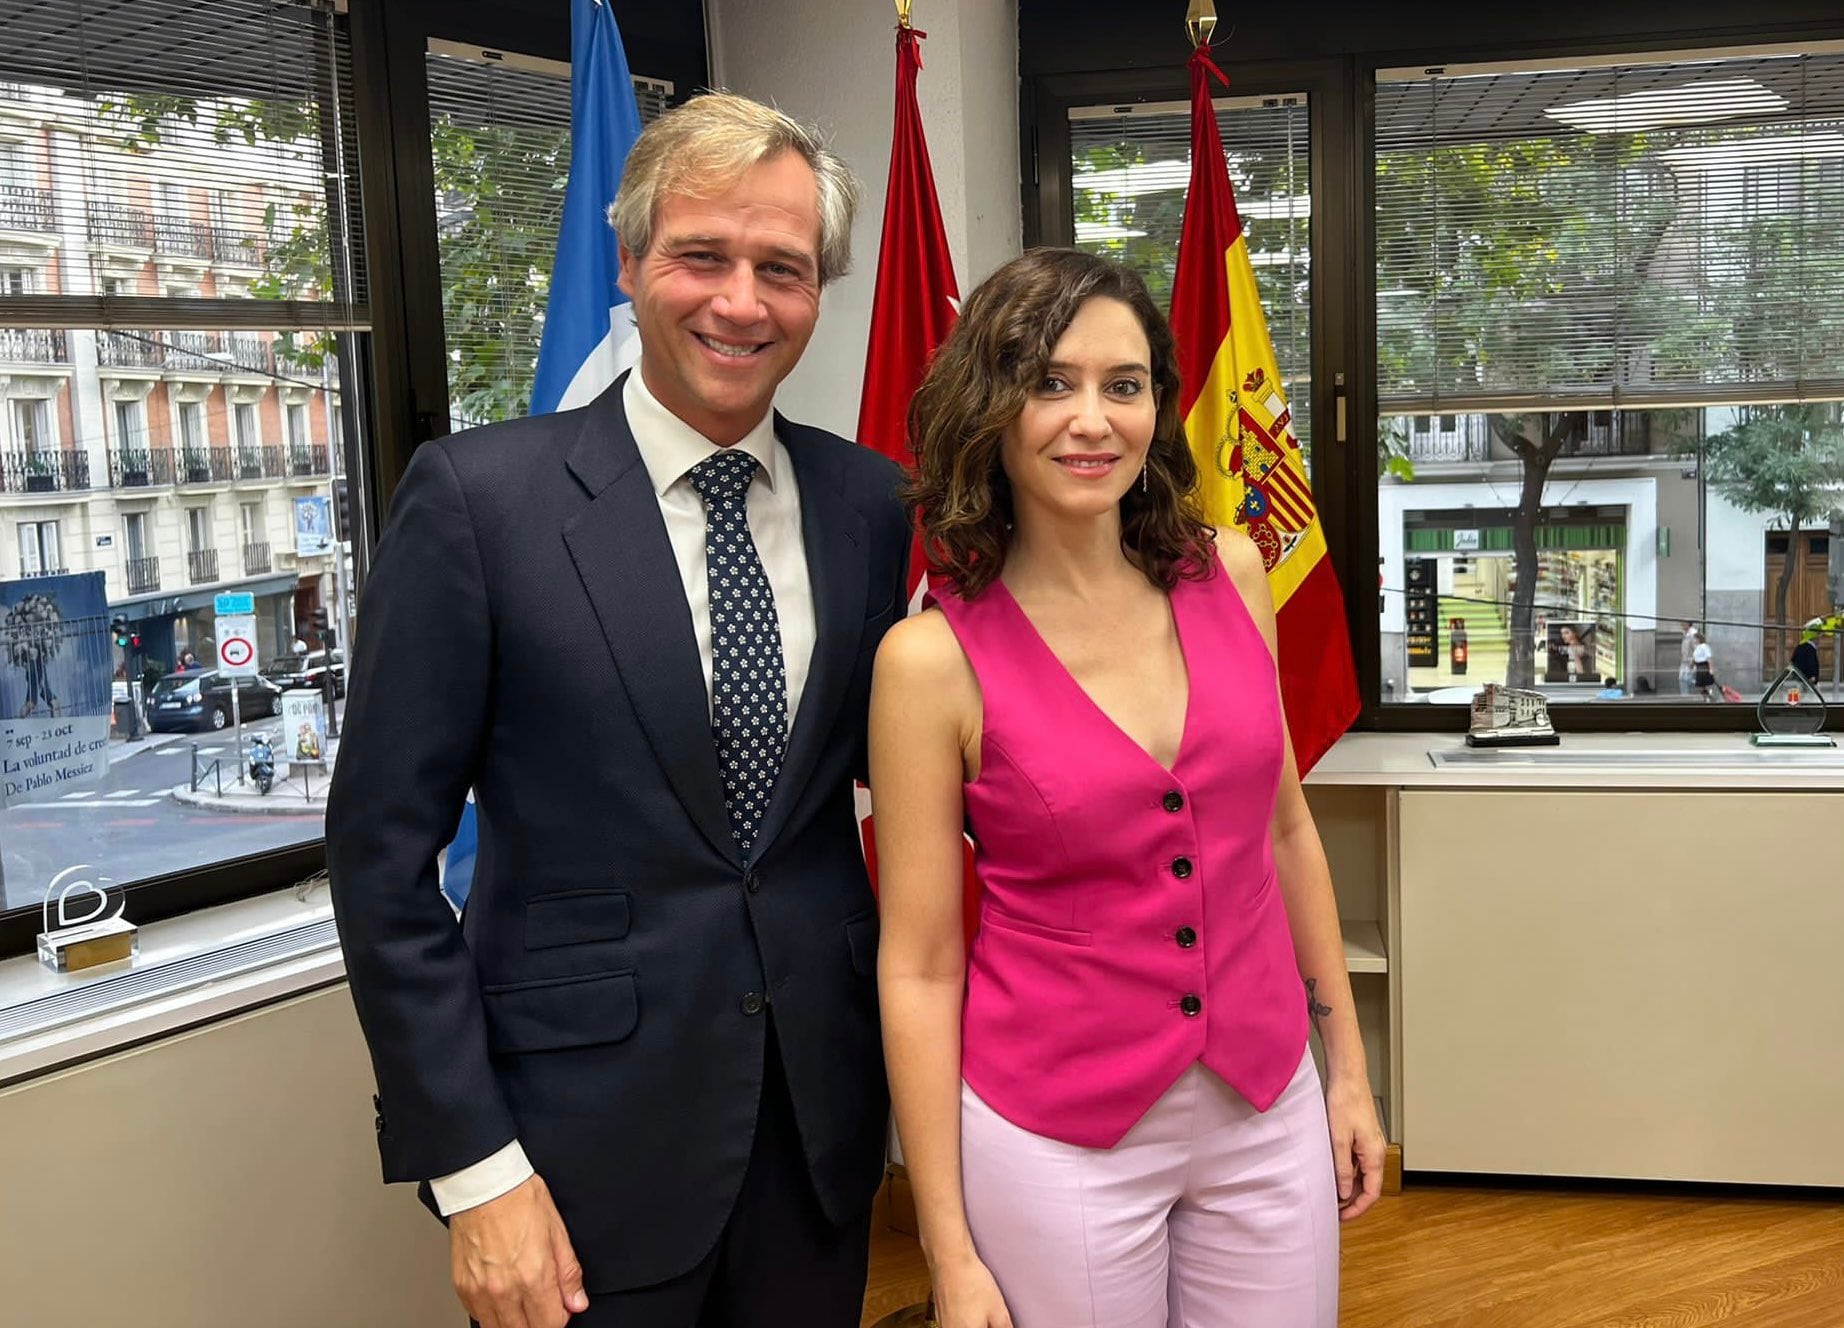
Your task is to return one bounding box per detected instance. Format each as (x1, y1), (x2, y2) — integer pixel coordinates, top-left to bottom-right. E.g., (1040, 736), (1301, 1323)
(327, 378), (908, 1293)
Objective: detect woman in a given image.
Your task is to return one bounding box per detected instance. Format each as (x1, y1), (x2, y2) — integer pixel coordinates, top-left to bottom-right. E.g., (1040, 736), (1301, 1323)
(871, 249), (1384, 1328)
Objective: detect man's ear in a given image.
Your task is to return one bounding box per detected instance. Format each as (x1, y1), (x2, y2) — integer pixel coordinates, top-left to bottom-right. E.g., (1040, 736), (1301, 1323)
(616, 242), (639, 301)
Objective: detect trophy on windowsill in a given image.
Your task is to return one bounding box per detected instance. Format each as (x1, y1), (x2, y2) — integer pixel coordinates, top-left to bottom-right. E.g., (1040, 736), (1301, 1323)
(36, 865), (138, 974)
(1466, 682), (1560, 747)
(1751, 663), (1834, 748)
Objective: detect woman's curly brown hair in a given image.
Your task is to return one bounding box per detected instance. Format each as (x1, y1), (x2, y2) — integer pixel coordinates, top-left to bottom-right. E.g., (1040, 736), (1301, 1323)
(904, 247), (1215, 597)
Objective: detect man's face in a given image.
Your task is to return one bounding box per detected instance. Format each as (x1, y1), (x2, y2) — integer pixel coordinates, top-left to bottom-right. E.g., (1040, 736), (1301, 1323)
(618, 151), (824, 445)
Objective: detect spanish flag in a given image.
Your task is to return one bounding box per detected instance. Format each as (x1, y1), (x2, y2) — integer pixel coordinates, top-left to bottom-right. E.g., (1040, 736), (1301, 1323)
(1170, 46), (1358, 772)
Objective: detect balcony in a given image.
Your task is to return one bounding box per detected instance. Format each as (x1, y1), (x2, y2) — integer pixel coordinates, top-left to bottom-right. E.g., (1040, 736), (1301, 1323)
(165, 330), (220, 373)
(243, 541), (272, 576)
(223, 333), (273, 375)
(0, 183), (54, 234)
(1, 449), (92, 494)
(212, 227), (263, 268)
(97, 331), (164, 369)
(87, 201), (153, 250)
(154, 216), (214, 261)
(289, 444), (330, 477)
(0, 329), (68, 365)
(109, 448), (177, 488)
(177, 446), (239, 485)
(186, 548), (219, 585)
(126, 556), (161, 595)
(18, 565), (69, 579)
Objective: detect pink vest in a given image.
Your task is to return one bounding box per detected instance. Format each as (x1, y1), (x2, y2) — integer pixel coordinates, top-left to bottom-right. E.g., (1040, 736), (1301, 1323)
(935, 566), (1307, 1149)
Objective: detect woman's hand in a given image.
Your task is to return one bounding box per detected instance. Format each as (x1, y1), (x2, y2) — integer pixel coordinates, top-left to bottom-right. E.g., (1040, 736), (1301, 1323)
(1325, 1071), (1386, 1221)
(931, 1250), (1015, 1328)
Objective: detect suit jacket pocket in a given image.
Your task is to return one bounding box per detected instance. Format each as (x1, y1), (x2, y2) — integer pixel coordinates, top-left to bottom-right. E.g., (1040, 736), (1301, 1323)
(981, 906), (1093, 947)
(845, 911), (880, 977)
(524, 889), (631, 950)
(480, 969), (639, 1054)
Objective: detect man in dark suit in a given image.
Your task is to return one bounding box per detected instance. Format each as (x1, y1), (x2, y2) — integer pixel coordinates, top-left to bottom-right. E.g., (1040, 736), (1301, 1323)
(327, 93), (908, 1328)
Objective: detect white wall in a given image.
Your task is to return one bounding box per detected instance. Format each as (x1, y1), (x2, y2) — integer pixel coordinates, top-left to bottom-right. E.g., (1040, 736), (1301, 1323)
(706, 0), (1022, 437)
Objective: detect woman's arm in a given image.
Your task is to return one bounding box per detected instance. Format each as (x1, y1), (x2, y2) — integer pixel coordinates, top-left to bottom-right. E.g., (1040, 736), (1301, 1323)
(1217, 529), (1386, 1221)
(869, 612), (994, 1276)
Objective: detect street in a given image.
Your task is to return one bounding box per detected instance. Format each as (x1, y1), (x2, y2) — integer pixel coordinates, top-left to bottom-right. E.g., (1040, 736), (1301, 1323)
(0, 707), (336, 913)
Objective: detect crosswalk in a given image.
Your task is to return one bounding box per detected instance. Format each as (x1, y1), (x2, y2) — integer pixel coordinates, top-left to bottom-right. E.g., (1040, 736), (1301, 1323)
(50, 789), (166, 809)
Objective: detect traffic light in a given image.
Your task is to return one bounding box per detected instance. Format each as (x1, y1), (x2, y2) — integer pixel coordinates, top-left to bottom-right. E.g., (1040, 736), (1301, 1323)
(111, 615), (131, 649)
(333, 476), (350, 541)
(312, 606), (332, 646)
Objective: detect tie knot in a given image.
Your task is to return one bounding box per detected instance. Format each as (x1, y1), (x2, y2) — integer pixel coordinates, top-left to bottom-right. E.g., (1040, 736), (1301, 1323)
(688, 449), (760, 507)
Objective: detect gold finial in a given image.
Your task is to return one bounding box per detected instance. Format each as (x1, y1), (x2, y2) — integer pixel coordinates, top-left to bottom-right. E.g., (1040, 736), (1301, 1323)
(896, 0), (914, 28)
(1186, 0), (1218, 48)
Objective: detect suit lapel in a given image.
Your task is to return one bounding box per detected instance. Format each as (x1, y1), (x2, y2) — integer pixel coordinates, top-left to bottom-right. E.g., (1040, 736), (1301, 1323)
(752, 418), (868, 861)
(562, 382), (741, 868)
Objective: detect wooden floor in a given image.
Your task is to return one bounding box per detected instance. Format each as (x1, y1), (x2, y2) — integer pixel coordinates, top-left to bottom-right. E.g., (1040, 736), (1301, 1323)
(861, 1182), (1844, 1327)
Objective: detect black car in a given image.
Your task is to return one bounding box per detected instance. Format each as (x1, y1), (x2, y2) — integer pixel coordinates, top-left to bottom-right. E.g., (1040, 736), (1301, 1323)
(147, 669), (284, 733)
(261, 648), (347, 698)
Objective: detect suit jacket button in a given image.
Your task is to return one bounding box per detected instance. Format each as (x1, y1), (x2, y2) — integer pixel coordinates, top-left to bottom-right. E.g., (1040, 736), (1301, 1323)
(1180, 993), (1202, 1017)
(1175, 926), (1197, 949)
(1171, 856), (1194, 880)
(745, 871), (761, 893)
(374, 1114), (386, 1135)
(741, 992), (765, 1016)
(1162, 790), (1185, 813)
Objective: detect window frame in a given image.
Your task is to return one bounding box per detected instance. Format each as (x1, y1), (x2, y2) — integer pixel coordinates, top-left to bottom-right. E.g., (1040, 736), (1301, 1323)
(1029, 28), (1844, 735)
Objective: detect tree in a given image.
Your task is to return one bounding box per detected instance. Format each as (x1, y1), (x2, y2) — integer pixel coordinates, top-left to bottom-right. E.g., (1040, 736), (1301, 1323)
(1696, 404), (1844, 668)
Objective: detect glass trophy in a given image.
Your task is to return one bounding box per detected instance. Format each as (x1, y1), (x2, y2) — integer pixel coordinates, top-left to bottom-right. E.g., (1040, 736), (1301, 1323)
(36, 866), (138, 973)
(1752, 666), (1834, 747)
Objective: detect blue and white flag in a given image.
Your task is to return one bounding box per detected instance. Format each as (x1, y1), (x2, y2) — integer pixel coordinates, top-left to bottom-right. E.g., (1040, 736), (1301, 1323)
(442, 0), (645, 910)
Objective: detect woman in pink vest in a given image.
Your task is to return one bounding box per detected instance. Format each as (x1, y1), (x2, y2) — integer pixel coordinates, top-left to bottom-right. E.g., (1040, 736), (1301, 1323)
(871, 248), (1384, 1328)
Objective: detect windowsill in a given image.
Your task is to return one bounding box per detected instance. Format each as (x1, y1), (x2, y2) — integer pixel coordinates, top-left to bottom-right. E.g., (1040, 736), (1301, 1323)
(1309, 731), (1844, 790)
(0, 883), (342, 1087)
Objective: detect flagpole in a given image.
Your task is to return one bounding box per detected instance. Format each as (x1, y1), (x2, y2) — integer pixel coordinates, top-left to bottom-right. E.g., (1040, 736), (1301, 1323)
(1185, 0), (1217, 48)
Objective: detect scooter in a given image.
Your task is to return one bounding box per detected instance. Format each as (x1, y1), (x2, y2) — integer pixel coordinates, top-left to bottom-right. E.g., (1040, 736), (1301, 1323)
(248, 731), (275, 796)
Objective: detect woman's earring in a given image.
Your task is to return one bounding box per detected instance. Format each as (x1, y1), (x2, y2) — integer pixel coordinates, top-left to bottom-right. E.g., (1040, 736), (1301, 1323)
(1141, 464), (1150, 494)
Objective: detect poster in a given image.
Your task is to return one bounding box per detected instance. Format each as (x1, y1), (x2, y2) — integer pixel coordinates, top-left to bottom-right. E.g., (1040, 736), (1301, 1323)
(1544, 620), (1598, 685)
(0, 572), (113, 808)
(278, 689), (326, 777)
(293, 494), (334, 558)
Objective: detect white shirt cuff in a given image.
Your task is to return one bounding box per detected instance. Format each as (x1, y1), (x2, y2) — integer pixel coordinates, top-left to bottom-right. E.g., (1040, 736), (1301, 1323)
(429, 1139), (535, 1216)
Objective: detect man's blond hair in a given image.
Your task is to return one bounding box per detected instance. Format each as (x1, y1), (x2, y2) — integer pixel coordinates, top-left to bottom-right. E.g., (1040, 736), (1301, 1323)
(608, 92), (859, 286)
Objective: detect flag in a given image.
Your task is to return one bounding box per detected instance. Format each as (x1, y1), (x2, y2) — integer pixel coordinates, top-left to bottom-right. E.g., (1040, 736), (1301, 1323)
(1169, 45), (1358, 773)
(530, 0), (646, 415)
(442, 0), (644, 910)
(853, 21), (977, 946)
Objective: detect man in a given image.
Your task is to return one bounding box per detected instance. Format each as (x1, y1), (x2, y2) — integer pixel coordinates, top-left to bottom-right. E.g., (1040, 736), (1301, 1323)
(1679, 620), (1698, 696)
(328, 93), (908, 1328)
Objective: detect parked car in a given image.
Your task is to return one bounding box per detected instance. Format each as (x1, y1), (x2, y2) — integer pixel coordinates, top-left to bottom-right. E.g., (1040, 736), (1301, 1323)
(261, 648), (346, 698)
(146, 669), (284, 733)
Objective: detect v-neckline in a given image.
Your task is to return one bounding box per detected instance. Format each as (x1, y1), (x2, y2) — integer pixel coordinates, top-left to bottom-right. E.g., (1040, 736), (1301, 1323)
(990, 577), (1195, 778)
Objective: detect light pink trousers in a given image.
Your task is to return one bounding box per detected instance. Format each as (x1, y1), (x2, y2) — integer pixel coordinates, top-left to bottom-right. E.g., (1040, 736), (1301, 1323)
(960, 1051), (1338, 1328)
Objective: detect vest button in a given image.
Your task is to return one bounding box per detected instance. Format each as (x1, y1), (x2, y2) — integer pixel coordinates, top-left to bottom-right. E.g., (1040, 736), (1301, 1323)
(1162, 790), (1185, 813)
(1171, 856), (1194, 879)
(1180, 993), (1202, 1017)
(1175, 926), (1197, 948)
(741, 992), (765, 1016)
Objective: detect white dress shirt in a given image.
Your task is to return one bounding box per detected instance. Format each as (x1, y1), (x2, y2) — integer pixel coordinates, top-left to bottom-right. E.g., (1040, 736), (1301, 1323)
(429, 366), (816, 1215)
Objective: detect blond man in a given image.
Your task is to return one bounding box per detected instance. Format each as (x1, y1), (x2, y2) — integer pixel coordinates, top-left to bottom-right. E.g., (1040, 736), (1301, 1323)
(329, 93), (909, 1328)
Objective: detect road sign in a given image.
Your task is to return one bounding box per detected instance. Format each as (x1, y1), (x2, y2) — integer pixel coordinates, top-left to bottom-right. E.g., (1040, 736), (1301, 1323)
(217, 614), (258, 676)
(215, 592), (255, 616)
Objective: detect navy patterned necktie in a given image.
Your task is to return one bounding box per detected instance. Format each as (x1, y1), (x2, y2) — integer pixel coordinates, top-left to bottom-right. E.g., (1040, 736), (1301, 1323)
(687, 449), (787, 858)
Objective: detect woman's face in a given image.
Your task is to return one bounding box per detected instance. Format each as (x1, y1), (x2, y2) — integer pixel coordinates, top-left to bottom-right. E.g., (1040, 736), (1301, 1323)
(999, 296), (1157, 527)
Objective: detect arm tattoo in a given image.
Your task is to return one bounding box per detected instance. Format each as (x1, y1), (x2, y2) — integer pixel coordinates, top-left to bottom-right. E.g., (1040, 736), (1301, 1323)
(1305, 977), (1332, 1024)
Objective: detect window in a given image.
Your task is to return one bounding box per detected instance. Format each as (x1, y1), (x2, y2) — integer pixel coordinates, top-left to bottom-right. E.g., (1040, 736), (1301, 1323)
(113, 398), (146, 450)
(286, 402), (308, 449)
(240, 500), (263, 545)
(1374, 49), (1844, 708)
(17, 520), (61, 577)
(176, 400), (205, 451)
(0, 0), (369, 960)
(123, 510), (148, 563)
(12, 397), (52, 453)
